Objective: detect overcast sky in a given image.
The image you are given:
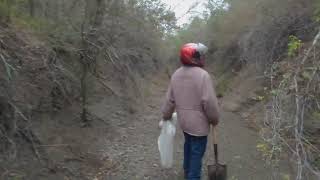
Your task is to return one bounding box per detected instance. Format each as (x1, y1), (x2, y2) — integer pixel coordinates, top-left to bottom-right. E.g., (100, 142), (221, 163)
(161, 0), (207, 26)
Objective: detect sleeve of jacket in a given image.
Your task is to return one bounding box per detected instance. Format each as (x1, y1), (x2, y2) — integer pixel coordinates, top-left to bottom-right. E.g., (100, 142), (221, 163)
(201, 73), (220, 125)
(162, 82), (175, 120)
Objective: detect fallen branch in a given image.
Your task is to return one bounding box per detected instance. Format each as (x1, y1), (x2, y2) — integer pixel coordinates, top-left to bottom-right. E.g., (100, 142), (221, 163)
(36, 144), (75, 147)
(18, 129), (42, 160)
(104, 49), (122, 72)
(93, 73), (120, 97)
(301, 28), (320, 65)
(0, 127), (17, 159)
(8, 102), (29, 122)
(0, 53), (15, 81)
(53, 79), (72, 105)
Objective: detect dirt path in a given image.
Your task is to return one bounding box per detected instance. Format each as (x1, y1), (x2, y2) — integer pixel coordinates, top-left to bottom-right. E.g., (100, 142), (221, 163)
(90, 79), (283, 180)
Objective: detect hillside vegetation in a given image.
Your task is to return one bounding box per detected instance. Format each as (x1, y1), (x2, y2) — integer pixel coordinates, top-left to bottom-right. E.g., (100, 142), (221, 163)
(172, 0), (320, 179)
(0, 0), (176, 179)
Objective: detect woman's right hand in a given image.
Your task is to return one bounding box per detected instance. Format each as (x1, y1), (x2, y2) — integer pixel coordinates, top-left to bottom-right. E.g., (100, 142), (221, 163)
(159, 120), (164, 129)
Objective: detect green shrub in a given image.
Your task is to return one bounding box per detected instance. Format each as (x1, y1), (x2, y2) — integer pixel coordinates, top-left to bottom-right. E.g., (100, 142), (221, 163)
(13, 15), (48, 31)
(312, 111), (320, 120)
(0, 1), (11, 22)
(287, 35), (302, 58)
(314, 0), (320, 22)
(216, 75), (231, 97)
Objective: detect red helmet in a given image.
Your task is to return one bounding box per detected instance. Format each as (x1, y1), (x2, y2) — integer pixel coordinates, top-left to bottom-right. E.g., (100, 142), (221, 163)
(180, 43), (208, 67)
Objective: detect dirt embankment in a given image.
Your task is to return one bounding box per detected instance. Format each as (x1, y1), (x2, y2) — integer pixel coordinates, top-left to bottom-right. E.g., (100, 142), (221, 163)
(0, 23), (149, 180)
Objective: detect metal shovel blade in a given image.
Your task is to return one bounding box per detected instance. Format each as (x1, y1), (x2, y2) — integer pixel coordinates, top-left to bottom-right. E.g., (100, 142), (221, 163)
(207, 163), (227, 180)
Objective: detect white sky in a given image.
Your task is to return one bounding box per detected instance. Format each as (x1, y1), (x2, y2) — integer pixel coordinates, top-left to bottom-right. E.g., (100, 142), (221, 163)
(161, 0), (207, 26)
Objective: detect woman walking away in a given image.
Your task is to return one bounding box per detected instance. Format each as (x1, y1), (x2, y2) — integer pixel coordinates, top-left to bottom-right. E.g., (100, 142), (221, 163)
(162, 43), (220, 180)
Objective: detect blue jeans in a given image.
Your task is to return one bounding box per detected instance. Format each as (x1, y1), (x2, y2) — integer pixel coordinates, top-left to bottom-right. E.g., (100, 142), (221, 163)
(183, 132), (208, 180)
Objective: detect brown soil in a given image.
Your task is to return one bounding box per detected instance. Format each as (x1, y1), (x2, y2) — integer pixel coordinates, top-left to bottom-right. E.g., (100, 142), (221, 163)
(71, 74), (291, 180)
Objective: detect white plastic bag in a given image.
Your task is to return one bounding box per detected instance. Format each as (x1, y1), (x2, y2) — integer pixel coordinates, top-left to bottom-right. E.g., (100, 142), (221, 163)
(158, 120), (176, 168)
(172, 112), (178, 125)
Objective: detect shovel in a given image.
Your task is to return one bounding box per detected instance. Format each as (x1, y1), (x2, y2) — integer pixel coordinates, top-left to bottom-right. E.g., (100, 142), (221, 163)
(207, 125), (227, 180)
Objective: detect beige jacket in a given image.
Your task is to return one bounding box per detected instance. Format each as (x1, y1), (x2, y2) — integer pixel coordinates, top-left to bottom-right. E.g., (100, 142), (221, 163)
(162, 66), (220, 136)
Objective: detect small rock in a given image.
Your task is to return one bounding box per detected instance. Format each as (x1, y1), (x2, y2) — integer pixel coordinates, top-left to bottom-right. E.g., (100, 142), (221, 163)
(241, 112), (250, 119)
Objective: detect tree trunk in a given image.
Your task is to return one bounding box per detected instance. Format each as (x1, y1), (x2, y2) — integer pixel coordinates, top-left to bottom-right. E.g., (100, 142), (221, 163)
(80, 57), (88, 125)
(78, 0), (106, 126)
(1, 0), (13, 22)
(28, 0), (35, 17)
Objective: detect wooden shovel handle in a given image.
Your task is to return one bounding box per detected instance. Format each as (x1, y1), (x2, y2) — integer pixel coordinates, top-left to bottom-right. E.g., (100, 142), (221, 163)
(211, 125), (219, 164)
(212, 125), (218, 144)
